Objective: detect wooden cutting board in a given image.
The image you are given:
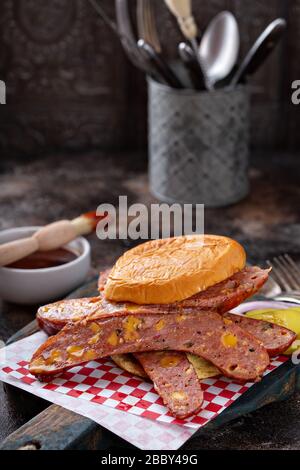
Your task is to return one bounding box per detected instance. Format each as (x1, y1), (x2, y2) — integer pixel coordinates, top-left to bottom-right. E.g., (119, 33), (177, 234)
(1, 279), (300, 450)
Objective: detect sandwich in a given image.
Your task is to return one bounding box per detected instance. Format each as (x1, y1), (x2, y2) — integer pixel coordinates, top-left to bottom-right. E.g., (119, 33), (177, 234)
(30, 235), (296, 418)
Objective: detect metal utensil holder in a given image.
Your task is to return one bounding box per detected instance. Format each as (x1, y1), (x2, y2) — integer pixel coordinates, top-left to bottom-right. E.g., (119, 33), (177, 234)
(148, 78), (250, 207)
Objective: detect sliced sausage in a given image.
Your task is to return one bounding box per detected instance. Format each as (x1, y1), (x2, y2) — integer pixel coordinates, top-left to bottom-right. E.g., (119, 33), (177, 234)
(37, 297), (295, 362)
(37, 297), (102, 335)
(30, 310), (269, 383)
(135, 351), (204, 419)
(224, 313), (296, 356)
(38, 266), (270, 332)
(177, 267), (270, 313)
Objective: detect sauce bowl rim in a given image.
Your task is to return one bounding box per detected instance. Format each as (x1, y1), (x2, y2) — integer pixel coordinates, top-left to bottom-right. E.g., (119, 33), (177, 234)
(0, 226), (91, 274)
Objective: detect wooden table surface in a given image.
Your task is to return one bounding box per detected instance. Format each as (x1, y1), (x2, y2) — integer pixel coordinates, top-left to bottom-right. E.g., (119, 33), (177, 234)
(1, 151), (300, 449)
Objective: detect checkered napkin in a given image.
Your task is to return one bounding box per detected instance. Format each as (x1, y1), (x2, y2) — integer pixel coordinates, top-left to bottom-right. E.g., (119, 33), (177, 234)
(1, 332), (288, 429)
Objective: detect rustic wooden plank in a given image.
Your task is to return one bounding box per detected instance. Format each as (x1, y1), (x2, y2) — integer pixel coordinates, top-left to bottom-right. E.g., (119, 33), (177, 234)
(6, 320), (38, 346)
(0, 405), (105, 450)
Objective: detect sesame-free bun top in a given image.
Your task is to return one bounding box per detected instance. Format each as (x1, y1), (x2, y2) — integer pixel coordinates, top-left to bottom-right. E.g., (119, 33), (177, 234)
(104, 235), (246, 305)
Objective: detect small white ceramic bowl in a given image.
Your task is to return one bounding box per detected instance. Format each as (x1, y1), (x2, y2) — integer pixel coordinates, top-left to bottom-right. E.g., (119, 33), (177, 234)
(0, 226), (91, 305)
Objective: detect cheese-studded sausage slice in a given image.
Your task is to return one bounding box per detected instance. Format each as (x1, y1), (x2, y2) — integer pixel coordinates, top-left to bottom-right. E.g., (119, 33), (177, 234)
(37, 297), (102, 335)
(30, 310), (269, 383)
(37, 296), (294, 358)
(134, 351), (204, 419)
(38, 267), (270, 332)
(224, 313), (296, 356)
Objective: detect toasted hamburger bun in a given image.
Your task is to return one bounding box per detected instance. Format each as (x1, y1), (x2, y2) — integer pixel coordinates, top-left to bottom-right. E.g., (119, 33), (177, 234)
(104, 235), (246, 304)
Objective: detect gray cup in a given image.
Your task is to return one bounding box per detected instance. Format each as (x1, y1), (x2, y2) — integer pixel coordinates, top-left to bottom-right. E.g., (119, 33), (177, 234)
(148, 78), (250, 207)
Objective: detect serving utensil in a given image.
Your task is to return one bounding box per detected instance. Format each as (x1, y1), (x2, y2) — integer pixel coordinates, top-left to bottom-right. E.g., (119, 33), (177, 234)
(0, 212), (105, 267)
(262, 254), (300, 304)
(199, 11), (240, 88)
(230, 18), (287, 88)
(163, 0), (211, 90)
(274, 295), (300, 305)
(267, 254), (300, 293)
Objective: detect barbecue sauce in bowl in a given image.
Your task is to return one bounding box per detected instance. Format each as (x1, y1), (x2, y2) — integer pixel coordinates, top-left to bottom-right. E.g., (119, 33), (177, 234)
(7, 248), (77, 270)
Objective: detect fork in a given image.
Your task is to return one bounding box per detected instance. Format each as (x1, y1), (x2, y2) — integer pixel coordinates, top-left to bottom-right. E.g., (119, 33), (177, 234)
(267, 254), (300, 304)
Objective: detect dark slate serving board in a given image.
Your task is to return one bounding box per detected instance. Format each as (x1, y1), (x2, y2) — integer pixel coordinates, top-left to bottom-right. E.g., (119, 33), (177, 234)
(1, 279), (300, 450)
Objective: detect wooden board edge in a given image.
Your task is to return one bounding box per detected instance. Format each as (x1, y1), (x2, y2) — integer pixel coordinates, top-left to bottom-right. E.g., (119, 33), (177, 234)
(0, 405), (106, 450)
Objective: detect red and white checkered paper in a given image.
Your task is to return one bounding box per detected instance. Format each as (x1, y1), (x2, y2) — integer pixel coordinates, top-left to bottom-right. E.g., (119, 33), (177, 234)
(1, 341), (288, 429)
(0, 301), (293, 449)
(0, 331), (196, 450)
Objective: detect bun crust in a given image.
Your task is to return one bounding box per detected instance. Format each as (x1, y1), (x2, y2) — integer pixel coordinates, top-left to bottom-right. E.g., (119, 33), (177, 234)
(104, 235), (246, 304)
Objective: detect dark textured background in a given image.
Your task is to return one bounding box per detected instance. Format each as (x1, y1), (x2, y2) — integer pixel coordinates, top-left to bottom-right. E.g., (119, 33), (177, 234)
(0, 0), (299, 159)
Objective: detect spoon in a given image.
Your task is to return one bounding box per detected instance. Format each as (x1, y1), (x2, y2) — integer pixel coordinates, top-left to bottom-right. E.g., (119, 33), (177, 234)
(230, 18), (287, 88)
(199, 11), (240, 88)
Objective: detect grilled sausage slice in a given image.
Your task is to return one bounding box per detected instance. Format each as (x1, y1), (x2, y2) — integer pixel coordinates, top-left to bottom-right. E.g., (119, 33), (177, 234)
(224, 313), (296, 356)
(134, 351), (204, 419)
(30, 310), (269, 383)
